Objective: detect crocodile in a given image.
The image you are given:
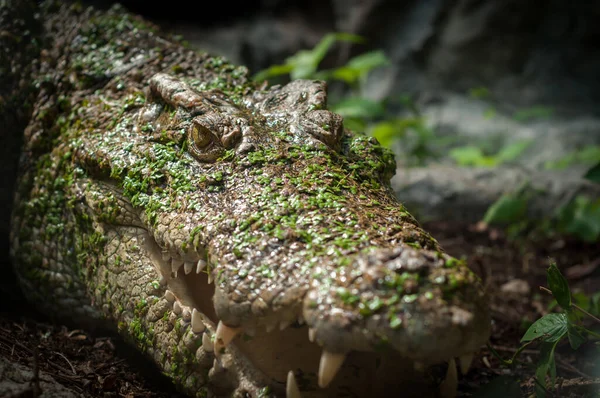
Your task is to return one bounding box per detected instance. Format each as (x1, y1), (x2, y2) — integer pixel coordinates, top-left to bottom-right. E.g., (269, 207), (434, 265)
(4, 1), (491, 397)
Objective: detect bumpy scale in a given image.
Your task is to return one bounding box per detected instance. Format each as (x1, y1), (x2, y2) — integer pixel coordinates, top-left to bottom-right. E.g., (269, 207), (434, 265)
(8, 2), (491, 397)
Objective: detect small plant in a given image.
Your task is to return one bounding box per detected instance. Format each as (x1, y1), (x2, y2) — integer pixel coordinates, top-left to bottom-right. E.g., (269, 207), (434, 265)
(488, 262), (600, 397)
(253, 32), (441, 164)
(449, 140), (532, 168)
(544, 146), (600, 171)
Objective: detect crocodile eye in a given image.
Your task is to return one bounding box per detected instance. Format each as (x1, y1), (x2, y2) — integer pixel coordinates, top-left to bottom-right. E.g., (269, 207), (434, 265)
(188, 120), (223, 162)
(190, 121), (214, 149)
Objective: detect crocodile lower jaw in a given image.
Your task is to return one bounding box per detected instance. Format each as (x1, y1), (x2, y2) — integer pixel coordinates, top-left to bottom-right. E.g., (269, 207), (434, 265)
(142, 233), (471, 397)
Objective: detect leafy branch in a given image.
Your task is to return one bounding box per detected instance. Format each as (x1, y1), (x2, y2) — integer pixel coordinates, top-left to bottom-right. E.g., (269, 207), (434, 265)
(491, 262), (599, 397)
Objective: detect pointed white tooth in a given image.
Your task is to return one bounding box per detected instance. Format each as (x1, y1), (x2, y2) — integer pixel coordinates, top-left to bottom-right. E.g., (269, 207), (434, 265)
(173, 301), (183, 315)
(191, 309), (205, 333)
(161, 251), (171, 261)
(318, 351), (346, 388)
(202, 332), (214, 352)
(286, 370), (302, 398)
(214, 321), (242, 357)
(159, 275), (167, 286)
(207, 271), (213, 284)
(184, 261), (194, 275)
(308, 328), (316, 342)
(196, 259), (207, 273)
(165, 290), (176, 303)
(171, 258), (184, 273)
(182, 307), (191, 322)
(280, 319), (293, 331)
(439, 358), (458, 398)
(459, 354), (473, 374)
(213, 358), (223, 372)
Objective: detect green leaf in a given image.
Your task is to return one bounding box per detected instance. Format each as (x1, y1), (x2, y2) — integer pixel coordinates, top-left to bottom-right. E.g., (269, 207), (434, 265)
(584, 162), (600, 183)
(556, 195), (600, 242)
(449, 146), (498, 167)
(370, 120), (402, 148)
(483, 193), (528, 225)
(468, 86), (491, 99)
(252, 64), (293, 82)
(566, 321), (586, 349)
(534, 340), (559, 397)
(546, 263), (571, 309)
(287, 32), (364, 80)
(590, 292), (600, 316)
(252, 32), (364, 81)
(331, 97), (384, 119)
(521, 313), (568, 343)
(496, 140), (532, 163)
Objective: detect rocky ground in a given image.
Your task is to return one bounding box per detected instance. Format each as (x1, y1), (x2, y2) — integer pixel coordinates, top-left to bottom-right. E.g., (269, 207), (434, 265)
(1, 221), (598, 397)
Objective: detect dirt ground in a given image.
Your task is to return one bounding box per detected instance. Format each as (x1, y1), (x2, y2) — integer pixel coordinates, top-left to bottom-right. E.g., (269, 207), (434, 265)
(0, 221), (599, 397)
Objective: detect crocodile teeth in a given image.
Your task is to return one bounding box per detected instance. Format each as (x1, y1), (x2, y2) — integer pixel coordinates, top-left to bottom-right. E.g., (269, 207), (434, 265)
(207, 271), (213, 284)
(173, 301), (183, 315)
(459, 354), (473, 374)
(318, 351), (346, 388)
(214, 321), (242, 356)
(196, 259), (207, 273)
(202, 332), (214, 352)
(439, 358), (458, 398)
(191, 309), (206, 333)
(164, 290), (176, 303)
(286, 370), (302, 398)
(171, 258), (184, 273)
(182, 307), (191, 322)
(280, 319), (293, 331)
(308, 328), (316, 342)
(184, 261), (195, 275)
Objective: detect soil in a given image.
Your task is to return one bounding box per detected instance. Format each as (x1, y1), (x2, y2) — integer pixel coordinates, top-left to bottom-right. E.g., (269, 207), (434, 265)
(0, 221), (599, 397)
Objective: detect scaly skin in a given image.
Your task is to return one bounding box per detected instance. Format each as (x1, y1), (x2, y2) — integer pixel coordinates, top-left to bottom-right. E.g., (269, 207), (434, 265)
(7, 2), (490, 397)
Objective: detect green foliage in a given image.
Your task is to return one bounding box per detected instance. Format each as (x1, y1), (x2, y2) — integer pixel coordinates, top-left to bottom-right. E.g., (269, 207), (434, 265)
(449, 140), (531, 167)
(544, 145), (600, 170)
(317, 50), (390, 87)
(483, 193), (528, 226)
(490, 263), (600, 397)
(483, 190), (600, 243)
(252, 33), (364, 82)
(555, 195), (600, 242)
(583, 161), (600, 183)
(253, 32), (440, 164)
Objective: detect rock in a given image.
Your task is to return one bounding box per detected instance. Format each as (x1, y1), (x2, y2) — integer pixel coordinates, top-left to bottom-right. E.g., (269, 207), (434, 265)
(0, 356), (82, 398)
(392, 164), (600, 223)
(500, 279), (531, 295)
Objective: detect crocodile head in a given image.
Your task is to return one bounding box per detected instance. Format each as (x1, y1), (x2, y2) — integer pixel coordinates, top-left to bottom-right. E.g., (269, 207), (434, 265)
(14, 67), (490, 396)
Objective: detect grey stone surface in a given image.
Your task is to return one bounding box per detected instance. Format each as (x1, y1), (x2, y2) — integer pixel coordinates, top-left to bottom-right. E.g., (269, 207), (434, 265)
(392, 164), (600, 223)
(0, 356), (81, 398)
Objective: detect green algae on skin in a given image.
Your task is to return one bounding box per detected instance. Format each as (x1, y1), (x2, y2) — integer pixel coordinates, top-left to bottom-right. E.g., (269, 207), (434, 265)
(9, 2), (490, 397)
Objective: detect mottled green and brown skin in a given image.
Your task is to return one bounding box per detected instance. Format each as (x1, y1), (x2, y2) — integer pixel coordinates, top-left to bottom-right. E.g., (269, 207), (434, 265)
(5, 2), (490, 397)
